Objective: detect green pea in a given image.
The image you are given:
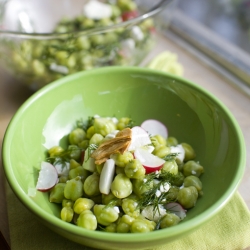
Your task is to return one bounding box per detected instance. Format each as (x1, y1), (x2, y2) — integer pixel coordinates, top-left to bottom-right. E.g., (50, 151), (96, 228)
(69, 128), (86, 145)
(90, 34), (105, 46)
(160, 213), (180, 228)
(77, 210), (97, 230)
(177, 186), (198, 209)
(151, 135), (167, 148)
(73, 198), (95, 214)
(83, 172), (100, 197)
(117, 214), (134, 233)
(181, 143), (196, 161)
(183, 161), (204, 177)
(111, 173), (132, 199)
(165, 186), (179, 201)
(115, 165), (125, 175)
(184, 175), (203, 196)
(93, 204), (119, 226)
(86, 126), (95, 139)
(116, 117), (131, 130)
(78, 139), (89, 150)
(49, 183), (66, 203)
(64, 176), (83, 201)
(58, 175), (68, 183)
(93, 117), (116, 137)
(69, 159), (80, 170)
(124, 159), (145, 179)
(75, 36), (91, 50)
(104, 222), (117, 232)
(61, 206), (74, 222)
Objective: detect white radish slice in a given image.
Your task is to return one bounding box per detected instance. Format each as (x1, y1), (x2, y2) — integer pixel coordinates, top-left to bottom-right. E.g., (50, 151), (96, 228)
(99, 159), (116, 195)
(141, 119), (168, 139)
(165, 202), (187, 220)
(36, 161), (58, 192)
(170, 144), (185, 163)
(134, 147), (165, 173)
(54, 161), (70, 176)
(127, 126), (151, 151)
(141, 205), (166, 222)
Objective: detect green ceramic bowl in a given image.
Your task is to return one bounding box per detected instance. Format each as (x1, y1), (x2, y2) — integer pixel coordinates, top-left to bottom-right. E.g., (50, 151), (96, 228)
(2, 67), (246, 250)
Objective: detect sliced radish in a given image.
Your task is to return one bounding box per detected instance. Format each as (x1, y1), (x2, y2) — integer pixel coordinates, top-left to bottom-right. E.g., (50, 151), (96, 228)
(121, 10), (139, 21)
(36, 161), (58, 192)
(99, 159), (115, 195)
(141, 119), (168, 139)
(54, 161), (70, 176)
(170, 144), (185, 163)
(127, 126), (151, 151)
(134, 147), (165, 173)
(165, 202), (187, 220)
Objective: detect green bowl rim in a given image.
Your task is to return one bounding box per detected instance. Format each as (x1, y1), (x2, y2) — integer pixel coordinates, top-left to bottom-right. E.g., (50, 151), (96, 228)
(2, 66), (246, 243)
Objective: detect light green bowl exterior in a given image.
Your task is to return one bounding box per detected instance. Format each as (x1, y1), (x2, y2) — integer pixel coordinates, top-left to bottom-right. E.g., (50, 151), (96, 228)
(2, 66), (246, 249)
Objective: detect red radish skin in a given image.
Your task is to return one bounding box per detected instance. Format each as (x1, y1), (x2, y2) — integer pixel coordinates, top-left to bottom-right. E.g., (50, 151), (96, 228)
(141, 119), (168, 139)
(134, 148), (165, 174)
(36, 161), (58, 192)
(165, 202), (187, 220)
(121, 10), (139, 21)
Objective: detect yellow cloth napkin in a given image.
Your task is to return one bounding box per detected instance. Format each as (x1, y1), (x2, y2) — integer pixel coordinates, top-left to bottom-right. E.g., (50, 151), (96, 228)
(4, 180), (250, 250)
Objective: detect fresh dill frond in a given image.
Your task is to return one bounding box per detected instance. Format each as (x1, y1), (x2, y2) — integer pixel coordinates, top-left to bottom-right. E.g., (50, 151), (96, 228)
(125, 118), (135, 129)
(85, 144), (98, 161)
(163, 153), (179, 161)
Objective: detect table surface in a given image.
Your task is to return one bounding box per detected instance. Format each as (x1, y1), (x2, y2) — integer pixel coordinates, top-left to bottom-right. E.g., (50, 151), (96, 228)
(0, 32), (250, 249)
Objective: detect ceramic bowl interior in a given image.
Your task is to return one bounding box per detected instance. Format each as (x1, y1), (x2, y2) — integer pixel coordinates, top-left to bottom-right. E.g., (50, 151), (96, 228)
(2, 67), (246, 250)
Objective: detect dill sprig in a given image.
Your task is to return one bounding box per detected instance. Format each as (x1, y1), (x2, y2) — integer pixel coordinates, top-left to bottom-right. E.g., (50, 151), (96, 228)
(137, 170), (181, 213)
(125, 118), (135, 129)
(162, 153), (179, 161)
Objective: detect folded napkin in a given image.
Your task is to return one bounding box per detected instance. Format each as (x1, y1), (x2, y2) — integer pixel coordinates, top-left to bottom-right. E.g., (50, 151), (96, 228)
(4, 179), (250, 250)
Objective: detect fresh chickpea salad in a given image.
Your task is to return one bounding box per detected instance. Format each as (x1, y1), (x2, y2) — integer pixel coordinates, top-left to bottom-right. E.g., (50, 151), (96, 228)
(36, 116), (204, 233)
(1, 0), (155, 88)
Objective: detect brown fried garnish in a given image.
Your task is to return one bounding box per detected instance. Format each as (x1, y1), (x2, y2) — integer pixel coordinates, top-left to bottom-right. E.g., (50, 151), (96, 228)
(91, 128), (132, 164)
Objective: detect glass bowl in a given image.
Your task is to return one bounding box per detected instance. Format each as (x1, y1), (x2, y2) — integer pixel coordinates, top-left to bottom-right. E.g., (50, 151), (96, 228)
(0, 0), (177, 90)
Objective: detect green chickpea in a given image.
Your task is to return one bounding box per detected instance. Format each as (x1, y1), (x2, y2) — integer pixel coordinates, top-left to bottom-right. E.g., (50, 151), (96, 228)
(132, 178), (153, 198)
(184, 175), (203, 196)
(90, 34), (105, 46)
(77, 210), (97, 230)
(68, 145), (81, 161)
(83, 172), (100, 197)
(93, 204), (119, 226)
(177, 186), (198, 209)
(124, 159), (145, 179)
(160, 213), (180, 228)
(183, 161), (204, 177)
(115, 165), (125, 175)
(62, 199), (74, 208)
(78, 139), (89, 150)
(162, 160), (178, 175)
(61, 206), (74, 222)
(96, 163), (104, 175)
(64, 176), (83, 201)
(181, 143), (196, 161)
(111, 151), (134, 168)
(117, 214), (134, 233)
(89, 133), (104, 145)
(48, 146), (64, 157)
(68, 166), (89, 182)
(69, 128), (86, 145)
(102, 193), (122, 206)
(86, 126), (95, 139)
(111, 173), (132, 199)
(58, 175), (68, 183)
(116, 117), (131, 130)
(166, 137), (178, 147)
(130, 218), (156, 233)
(69, 159), (80, 169)
(122, 198), (140, 218)
(165, 186), (179, 201)
(73, 198), (95, 214)
(104, 222), (117, 233)
(55, 50), (69, 64)
(153, 146), (171, 158)
(49, 183), (66, 203)
(94, 118), (116, 137)
(151, 135), (167, 148)
(75, 36), (91, 50)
